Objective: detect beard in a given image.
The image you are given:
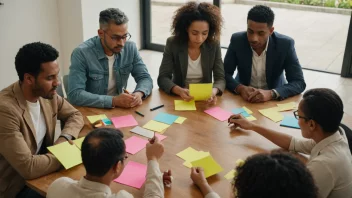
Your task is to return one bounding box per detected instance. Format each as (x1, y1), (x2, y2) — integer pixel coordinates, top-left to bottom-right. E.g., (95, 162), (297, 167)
(32, 82), (57, 100)
(104, 38), (123, 54)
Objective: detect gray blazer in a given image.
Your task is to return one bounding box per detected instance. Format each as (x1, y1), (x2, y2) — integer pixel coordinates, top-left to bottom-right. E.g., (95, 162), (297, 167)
(157, 36), (225, 95)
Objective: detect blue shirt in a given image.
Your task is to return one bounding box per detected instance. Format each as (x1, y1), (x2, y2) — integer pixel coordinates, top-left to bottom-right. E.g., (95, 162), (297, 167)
(67, 36), (153, 108)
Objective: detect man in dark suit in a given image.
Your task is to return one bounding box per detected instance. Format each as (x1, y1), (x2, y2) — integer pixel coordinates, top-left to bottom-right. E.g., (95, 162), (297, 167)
(224, 5), (306, 102)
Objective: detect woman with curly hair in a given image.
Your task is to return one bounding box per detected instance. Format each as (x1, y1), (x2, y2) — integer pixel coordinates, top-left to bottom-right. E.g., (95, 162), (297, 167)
(190, 153), (318, 198)
(157, 2), (225, 104)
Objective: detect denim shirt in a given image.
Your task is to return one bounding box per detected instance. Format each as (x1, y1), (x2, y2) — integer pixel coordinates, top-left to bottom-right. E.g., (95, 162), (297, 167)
(67, 36), (153, 108)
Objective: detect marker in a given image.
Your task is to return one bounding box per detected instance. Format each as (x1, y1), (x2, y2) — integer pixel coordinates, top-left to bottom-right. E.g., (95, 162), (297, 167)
(150, 104), (164, 111)
(135, 111), (144, 117)
(123, 89), (130, 94)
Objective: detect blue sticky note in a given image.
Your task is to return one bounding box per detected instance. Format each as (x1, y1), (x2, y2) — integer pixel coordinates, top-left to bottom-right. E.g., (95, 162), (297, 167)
(153, 113), (179, 125)
(240, 111), (251, 117)
(232, 108), (246, 115)
(102, 118), (112, 126)
(280, 116), (300, 129)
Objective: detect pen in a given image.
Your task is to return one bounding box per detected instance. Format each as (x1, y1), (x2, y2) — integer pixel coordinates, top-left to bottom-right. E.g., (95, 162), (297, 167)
(150, 104), (164, 111)
(135, 111), (145, 117)
(123, 89), (130, 94)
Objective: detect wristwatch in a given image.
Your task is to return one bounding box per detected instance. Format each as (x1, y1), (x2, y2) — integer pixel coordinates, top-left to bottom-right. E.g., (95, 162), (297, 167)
(59, 134), (73, 141)
(271, 90), (278, 99)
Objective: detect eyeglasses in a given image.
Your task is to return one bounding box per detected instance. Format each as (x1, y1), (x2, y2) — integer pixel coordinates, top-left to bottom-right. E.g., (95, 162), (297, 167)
(103, 30), (131, 42)
(293, 110), (310, 120)
(119, 154), (129, 164)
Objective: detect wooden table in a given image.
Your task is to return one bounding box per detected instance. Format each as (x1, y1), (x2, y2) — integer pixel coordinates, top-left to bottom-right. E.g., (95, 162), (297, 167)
(26, 90), (352, 197)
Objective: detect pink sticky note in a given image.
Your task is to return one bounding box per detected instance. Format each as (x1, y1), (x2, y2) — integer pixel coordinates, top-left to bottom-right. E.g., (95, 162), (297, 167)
(111, 115), (138, 128)
(114, 161), (147, 189)
(155, 133), (167, 141)
(204, 107), (232, 121)
(125, 136), (148, 154)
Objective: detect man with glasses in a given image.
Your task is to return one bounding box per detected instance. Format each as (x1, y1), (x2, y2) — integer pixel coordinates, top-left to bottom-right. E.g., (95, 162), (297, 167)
(47, 128), (166, 197)
(228, 88), (352, 198)
(68, 8), (153, 108)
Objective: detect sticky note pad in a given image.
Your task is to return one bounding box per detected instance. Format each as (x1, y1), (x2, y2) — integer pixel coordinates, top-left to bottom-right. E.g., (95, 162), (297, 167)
(176, 147), (199, 161)
(87, 114), (108, 124)
(204, 107), (232, 122)
(242, 106), (253, 114)
(174, 117), (187, 124)
(189, 83), (213, 101)
(183, 151), (210, 168)
(47, 142), (82, 169)
(240, 111), (250, 117)
(125, 136), (149, 154)
(155, 133), (167, 141)
(246, 115), (257, 121)
(224, 169), (236, 181)
(259, 108), (284, 122)
(153, 112), (179, 125)
(174, 100), (196, 111)
(130, 126), (154, 139)
(232, 108), (246, 114)
(73, 137), (85, 149)
(143, 120), (170, 133)
(102, 118), (112, 126)
(111, 115), (138, 128)
(280, 115), (300, 129)
(191, 155), (223, 178)
(277, 102), (297, 112)
(114, 161), (147, 189)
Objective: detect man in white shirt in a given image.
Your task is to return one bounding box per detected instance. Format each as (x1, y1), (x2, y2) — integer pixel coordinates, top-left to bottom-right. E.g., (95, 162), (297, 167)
(47, 128), (169, 198)
(229, 88), (352, 198)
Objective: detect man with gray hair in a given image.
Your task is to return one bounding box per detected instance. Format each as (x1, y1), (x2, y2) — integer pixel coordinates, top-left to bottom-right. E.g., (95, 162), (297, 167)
(68, 8), (153, 108)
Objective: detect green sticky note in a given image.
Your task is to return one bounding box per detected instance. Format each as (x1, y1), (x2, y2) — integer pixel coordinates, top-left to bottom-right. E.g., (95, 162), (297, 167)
(102, 118), (112, 126)
(191, 155), (223, 178)
(48, 141), (82, 169)
(73, 137), (85, 149)
(189, 83), (213, 101)
(87, 114), (108, 124)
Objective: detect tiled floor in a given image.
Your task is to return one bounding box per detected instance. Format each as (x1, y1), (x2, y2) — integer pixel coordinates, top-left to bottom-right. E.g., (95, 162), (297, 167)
(126, 50), (352, 117)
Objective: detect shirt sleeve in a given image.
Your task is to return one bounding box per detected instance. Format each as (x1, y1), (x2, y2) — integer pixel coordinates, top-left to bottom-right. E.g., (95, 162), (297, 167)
(289, 137), (316, 155)
(143, 160), (164, 198)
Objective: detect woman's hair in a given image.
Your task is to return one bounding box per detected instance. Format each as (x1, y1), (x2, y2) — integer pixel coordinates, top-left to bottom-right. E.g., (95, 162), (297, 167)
(233, 153), (317, 198)
(171, 2), (222, 43)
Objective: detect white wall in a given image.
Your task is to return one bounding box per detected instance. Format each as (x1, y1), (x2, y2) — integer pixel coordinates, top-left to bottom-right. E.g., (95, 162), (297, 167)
(0, 0), (62, 89)
(81, 0), (141, 49)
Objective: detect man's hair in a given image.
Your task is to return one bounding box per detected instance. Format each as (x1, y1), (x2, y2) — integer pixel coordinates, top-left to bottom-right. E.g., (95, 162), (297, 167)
(234, 153), (317, 198)
(15, 42), (59, 81)
(99, 8), (129, 29)
(81, 128), (126, 177)
(302, 88), (344, 133)
(247, 5), (275, 27)
(171, 2), (223, 43)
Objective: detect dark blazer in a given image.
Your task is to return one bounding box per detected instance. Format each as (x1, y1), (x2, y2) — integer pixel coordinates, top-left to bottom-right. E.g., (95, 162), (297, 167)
(157, 36), (225, 95)
(224, 31), (306, 100)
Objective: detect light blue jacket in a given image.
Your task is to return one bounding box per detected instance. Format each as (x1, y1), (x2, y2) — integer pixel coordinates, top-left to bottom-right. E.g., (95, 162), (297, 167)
(67, 36), (153, 108)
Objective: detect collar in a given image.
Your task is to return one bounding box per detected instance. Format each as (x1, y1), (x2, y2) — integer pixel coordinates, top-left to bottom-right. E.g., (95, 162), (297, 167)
(310, 131), (343, 159)
(78, 177), (112, 195)
(251, 37), (269, 56)
(14, 81), (29, 110)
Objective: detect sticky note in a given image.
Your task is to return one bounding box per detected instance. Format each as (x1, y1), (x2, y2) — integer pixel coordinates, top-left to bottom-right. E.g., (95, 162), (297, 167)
(153, 113), (179, 125)
(143, 120), (170, 133)
(189, 83), (213, 101)
(114, 161), (147, 189)
(174, 100), (196, 111)
(125, 136), (149, 154)
(73, 137), (85, 149)
(277, 102), (297, 112)
(246, 115), (257, 121)
(242, 106), (253, 114)
(204, 107), (232, 121)
(232, 108), (246, 114)
(87, 114), (108, 124)
(155, 133), (167, 141)
(111, 115), (138, 128)
(240, 111), (250, 117)
(235, 159), (245, 167)
(259, 108), (284, 122)
(183, 151), (210, 168)
(102, 118), (112, 126)
(47, 142), (82, 169)
(174, 117), (187, 124)
(224, 169), (236, 181)
(176, 147), (199, 161)
(191, 155), (223, 178)
(280, 115), (300, 129)
(130, 126), (154, 139)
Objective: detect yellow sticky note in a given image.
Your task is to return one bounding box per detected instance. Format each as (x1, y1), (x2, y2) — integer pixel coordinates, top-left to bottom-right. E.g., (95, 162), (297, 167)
(191, 155), (223, 178)
(176, 147), (199, 161)
(242, 106), (253, 114)
(189, 83), (213, 101)
(73, 137), (85, 149)
(235, 159), (245, 167)
(174, 117), (187, 124)
(259, 108), (284, 122)
(143, 120), (170, 133)
(174, 100), (196, 111)
(246, 115), (257, 121)
(224, 169), (236, 181)
(47, 141), (82, 169)
(277, 102), (297, 112)
(87, 114), (108, 124)
(183, 151), (210, 168)
(183, 161), (192, 168)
